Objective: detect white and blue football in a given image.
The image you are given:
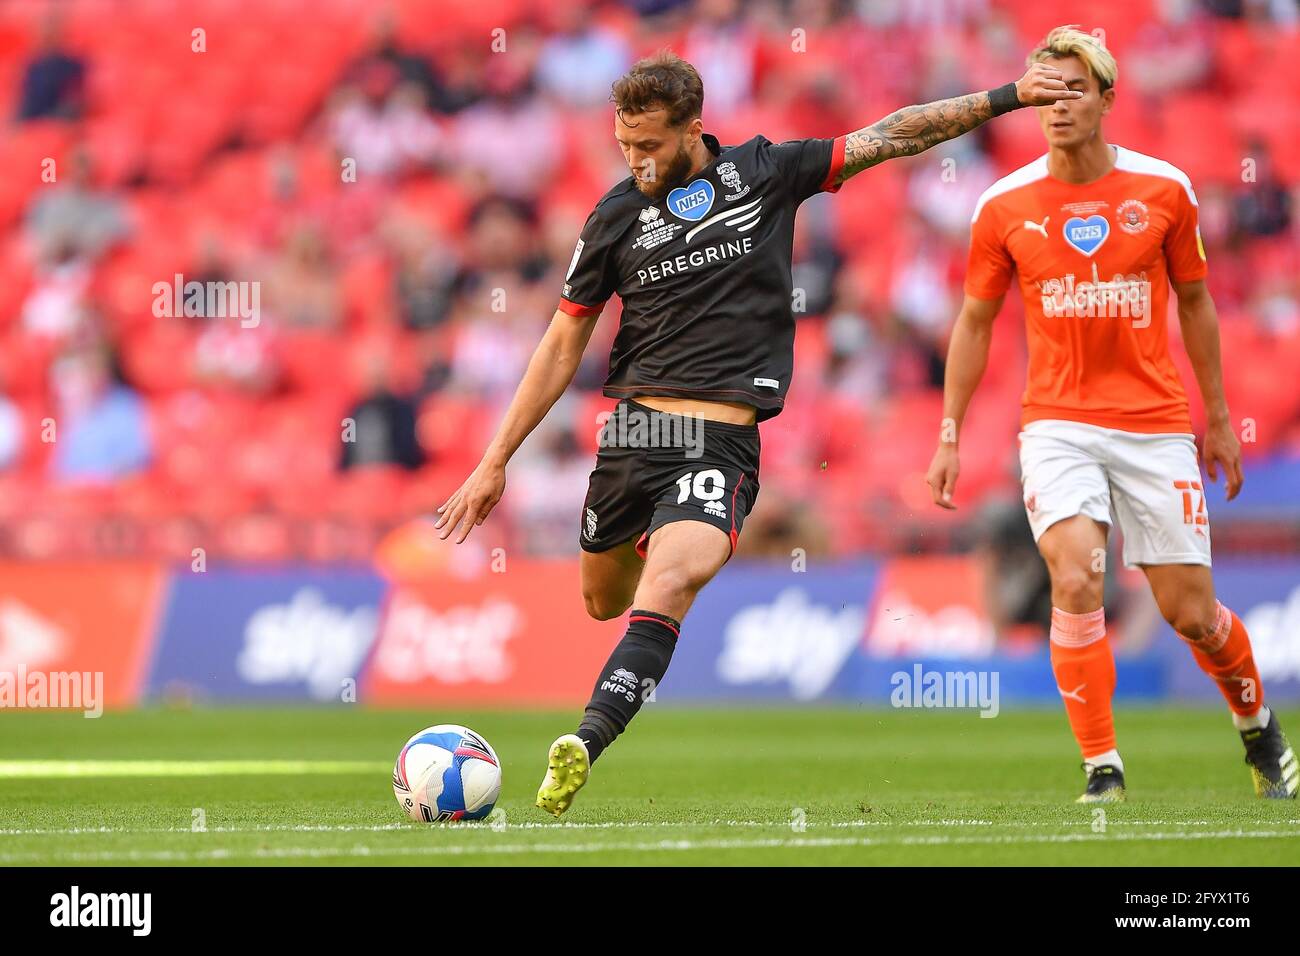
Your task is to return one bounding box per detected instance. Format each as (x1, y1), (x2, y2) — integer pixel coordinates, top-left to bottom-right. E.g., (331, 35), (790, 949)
(392, 724), (502, 823)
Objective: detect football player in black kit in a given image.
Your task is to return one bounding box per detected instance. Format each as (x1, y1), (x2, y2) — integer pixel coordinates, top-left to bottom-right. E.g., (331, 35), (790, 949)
(434, 50), (1080, 816)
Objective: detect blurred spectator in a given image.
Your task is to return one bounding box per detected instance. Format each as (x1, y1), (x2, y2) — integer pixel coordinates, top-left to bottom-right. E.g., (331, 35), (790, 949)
(428, 46), (487, 115)
(0, 392), (21, 471)
(261, 226), (344, 328)
(25, 148), (127, 265)
(413, 333), (455, 397)
(889, 227), (959, 389)
(449, 47), (562, 198)
(977, 499), (1052, 641)
(907, 138), (997, 240)
(180, 236), (280, 392)
(619, 0), (693, 17)
(344, 12), (439, 108)
(1127, 4), (1214, 99)
(454, 196), (551, 307)
(384, 220), (459, 330)
(537, 3), (632, 106)
(502, 413), (592, 555)
(21, 249), (92, 340)
(736, 488), (832, 558)
(448, 311), (537, 396)
(193, 324), (280, 392)
(1196, 181), (1235, 248)
(328, 76), (442, 179)
(682, 0), (759, 114)
(342, 11), (483, 114)
(1234, 140), (1292, 239)
(1246, 272), (1300, 334)
(16, 15), (84, 120)
(825, 298), (889, 402)
(791, 208), (843, 318)
(341, 352), (425, 470)
(1203, 0), (1299, 26)
(50, 342), (151, 482)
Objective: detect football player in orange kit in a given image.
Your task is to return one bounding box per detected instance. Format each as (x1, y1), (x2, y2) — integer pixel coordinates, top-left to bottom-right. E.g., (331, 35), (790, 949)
(926, 26), (1296, 802)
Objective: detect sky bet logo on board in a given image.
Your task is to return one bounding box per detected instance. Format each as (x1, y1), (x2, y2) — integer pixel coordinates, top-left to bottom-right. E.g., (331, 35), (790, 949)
(1063, 214), (1109, 256)
(668, 179), (715, 222)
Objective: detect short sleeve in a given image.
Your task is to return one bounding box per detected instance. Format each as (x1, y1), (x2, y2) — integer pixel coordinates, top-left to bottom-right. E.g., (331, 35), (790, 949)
(765, 136), (846, 204)
(1164, 183), (1208, 283)
(559, 207), (619, 316)
(964, 203), (1013, 300)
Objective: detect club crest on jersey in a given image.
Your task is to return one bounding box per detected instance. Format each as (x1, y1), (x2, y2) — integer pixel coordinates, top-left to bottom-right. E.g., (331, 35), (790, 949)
(718, 161), (750, 200)
(668, 179), (715, 222)
(1116, 199), (1149, 235)
(1063, 215), (1109, 257)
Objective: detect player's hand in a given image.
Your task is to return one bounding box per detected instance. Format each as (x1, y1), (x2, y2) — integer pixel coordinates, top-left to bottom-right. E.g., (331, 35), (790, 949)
(1203, 419), (1244, 501)
(926, 443), (960, 510)
(1014, 63), (1085, 107)
(435, 458), (507, 543)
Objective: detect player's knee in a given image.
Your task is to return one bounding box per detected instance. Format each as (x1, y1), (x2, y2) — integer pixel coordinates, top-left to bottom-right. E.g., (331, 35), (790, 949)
(1051, 566), (1102, 609)
(639, 565), (708, 610)
(583, 590), (631, 622)
(1164, 600), (1217, 643)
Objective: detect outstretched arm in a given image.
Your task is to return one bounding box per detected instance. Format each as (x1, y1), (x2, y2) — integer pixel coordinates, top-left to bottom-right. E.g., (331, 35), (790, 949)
(831, 63), (1081, 187)
(436, 306), (600, 542)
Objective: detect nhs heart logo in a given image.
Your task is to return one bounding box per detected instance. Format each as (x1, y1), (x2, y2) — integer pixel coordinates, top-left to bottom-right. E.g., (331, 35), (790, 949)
(668, 179), (715, 222)
(1063, 215), (1109, 257)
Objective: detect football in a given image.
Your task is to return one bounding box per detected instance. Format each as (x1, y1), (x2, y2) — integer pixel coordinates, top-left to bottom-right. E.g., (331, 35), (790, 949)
(392, 725), (502, 823)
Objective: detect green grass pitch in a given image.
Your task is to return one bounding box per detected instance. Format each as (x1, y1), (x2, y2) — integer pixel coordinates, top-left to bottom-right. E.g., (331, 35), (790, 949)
(1, 706), (1296, 866)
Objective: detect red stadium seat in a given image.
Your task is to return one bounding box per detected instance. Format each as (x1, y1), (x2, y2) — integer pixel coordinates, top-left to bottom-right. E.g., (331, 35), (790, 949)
(0, 333), (54, 396)
(121, 323), (198, 394)
(0, 121), (74, 228)
(1160, 94), (1243, 186)
(329, 464), (410, 521)
(417, 394), (491, 471)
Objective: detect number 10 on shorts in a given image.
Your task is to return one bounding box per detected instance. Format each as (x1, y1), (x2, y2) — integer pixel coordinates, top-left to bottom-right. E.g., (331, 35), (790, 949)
(676, 469), (726, 503)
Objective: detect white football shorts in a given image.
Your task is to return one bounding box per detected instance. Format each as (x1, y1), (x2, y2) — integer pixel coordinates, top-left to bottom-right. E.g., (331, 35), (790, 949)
(1018, 419), (1212, 569)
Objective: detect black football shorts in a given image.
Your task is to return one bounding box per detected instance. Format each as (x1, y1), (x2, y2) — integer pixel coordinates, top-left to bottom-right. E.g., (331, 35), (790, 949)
(579, 398), (761, 558)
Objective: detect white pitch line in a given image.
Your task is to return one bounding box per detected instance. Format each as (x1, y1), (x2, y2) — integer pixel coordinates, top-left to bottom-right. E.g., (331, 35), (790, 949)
(0, 760), (383, 778)
(1, 828), (1298, 864)
(2, 818), (1298, 837)
(0, 824), (414, 836)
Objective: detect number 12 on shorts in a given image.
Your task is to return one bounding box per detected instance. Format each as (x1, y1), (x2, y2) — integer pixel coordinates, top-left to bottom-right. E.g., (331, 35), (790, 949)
(676, 469), (726, 503)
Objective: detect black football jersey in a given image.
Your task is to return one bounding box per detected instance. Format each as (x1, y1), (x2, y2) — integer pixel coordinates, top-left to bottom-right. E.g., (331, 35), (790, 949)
(559, 132), (844, 421)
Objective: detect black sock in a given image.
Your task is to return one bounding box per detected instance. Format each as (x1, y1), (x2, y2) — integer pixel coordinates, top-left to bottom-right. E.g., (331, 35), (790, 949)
(575, 609), (680, 763)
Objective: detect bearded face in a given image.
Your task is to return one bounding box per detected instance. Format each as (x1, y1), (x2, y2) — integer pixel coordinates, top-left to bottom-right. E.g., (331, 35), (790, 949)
(632, 139), (694, 200)
(615, 108), (703, 201)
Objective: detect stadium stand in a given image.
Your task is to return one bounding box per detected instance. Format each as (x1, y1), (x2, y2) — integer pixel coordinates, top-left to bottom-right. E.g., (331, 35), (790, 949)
(2, 0), (1298, 561)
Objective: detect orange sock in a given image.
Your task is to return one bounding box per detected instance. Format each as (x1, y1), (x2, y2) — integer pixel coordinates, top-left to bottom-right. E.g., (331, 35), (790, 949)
(1049, 607), (1117, 761)
(1179, 601), (1263, 718)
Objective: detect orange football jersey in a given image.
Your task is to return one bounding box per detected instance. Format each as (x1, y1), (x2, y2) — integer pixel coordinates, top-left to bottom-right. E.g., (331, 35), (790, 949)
(965, 146), (1208, 433)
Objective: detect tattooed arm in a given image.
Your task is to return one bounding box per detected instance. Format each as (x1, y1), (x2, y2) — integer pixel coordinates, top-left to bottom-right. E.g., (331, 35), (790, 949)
(832, 62), (1082, 187)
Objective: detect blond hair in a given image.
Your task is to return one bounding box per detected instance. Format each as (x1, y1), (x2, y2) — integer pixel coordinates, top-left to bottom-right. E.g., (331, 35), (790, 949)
(1028, 26), (1117, 92)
